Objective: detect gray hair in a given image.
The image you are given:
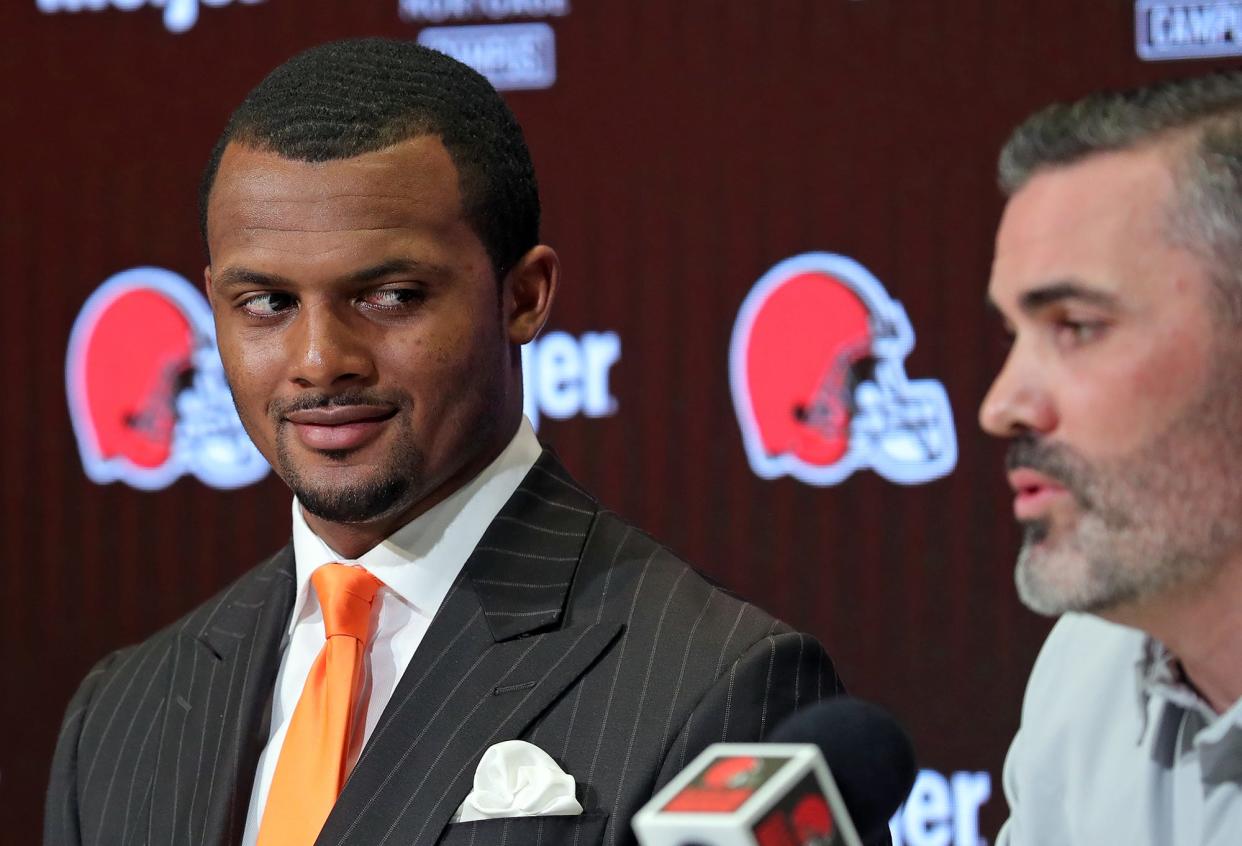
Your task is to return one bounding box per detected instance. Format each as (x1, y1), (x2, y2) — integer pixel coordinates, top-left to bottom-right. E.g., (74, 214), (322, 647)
(999, 72), (1242, 323)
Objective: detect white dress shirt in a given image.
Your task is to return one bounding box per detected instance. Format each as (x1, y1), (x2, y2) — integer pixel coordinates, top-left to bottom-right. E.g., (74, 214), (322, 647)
(998, 612), (1242, 845)
(240, 418), (542, 846)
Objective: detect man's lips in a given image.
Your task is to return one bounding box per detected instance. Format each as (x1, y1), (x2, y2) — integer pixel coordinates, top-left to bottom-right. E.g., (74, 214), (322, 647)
(1007, 468), (1070, 520)
(284, 405), (397, 452)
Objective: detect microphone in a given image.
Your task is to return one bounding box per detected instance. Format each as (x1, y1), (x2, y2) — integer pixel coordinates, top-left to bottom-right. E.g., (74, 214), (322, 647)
(632, 698), (916, 846)
(767, 698), (916, 842)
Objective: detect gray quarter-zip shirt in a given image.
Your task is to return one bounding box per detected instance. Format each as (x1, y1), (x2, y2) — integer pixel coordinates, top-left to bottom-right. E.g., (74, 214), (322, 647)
(998, 613), (1242, 845)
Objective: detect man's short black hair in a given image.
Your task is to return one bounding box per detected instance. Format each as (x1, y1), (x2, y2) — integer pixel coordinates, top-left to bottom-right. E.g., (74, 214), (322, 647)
(199, 38), (540, 280)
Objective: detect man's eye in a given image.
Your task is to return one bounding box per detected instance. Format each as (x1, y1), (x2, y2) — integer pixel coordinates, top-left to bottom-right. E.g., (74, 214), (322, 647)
(363, 288), (424, 309)
(1055, 319), (1106, 345)
(241, 292), (296, 317)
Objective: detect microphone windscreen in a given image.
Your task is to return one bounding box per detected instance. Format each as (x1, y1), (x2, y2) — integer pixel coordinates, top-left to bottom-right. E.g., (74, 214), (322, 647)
(768, 698), (916, 840)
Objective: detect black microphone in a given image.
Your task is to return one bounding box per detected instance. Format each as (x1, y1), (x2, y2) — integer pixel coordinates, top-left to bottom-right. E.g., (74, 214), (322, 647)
(768, 699), (916, 843)
(632, 697), (916, 846)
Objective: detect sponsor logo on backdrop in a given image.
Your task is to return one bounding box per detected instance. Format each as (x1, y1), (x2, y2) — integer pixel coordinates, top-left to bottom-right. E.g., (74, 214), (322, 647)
(521, 330), (620, 431)
(67, 267), (619, 491)
(400, 0), (569, 23)
(402, 0), (566, 91)
(65, 267), (269, 491)
(35, 0), (265, 34)
(889, 770), (991, 846)
(730, 252), (957, 487)
(1136, 0), (1242, 60)
(417, 22), (556, 90)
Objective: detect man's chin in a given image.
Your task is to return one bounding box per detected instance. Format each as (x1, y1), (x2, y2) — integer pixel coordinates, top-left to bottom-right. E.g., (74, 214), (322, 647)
(1015, 541), (1091, 617)
(289, 470), (413, 526)
(1014, 539), (1141, 617)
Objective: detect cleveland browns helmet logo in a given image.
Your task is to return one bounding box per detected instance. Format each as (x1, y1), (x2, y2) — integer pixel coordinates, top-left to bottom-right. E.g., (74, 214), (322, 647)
(730, 253), (957, 486)
(65, 266), (269, 490)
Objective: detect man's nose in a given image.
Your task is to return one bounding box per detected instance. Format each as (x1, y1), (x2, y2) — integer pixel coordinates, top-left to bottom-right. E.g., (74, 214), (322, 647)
(978, 345), (1057, 438)
(286, 303), (374, 389)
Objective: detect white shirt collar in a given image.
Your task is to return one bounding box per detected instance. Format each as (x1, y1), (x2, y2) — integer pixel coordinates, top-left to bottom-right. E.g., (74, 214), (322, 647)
(288, 417), (543, 636)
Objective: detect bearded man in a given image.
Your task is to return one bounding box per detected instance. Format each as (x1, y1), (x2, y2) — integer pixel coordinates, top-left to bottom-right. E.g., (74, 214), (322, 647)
(982, 73), (1242, 845)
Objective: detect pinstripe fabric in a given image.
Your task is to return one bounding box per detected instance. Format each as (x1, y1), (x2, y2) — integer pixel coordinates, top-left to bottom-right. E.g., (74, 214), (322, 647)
(46, 452), (841, 846)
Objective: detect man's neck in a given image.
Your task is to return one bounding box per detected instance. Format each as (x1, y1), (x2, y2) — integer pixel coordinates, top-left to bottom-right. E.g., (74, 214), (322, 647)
(1107, 554), (1242, 714)
(303, 496), (445, 561)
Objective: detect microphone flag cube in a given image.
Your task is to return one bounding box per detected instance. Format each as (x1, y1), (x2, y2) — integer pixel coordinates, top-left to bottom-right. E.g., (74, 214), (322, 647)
(632, 743), (864, 846)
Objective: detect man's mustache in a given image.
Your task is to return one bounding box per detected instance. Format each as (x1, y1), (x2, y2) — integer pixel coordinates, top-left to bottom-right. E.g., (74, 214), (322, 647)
(272, 390), (399, 417)
(1005, 435), (1093, 508)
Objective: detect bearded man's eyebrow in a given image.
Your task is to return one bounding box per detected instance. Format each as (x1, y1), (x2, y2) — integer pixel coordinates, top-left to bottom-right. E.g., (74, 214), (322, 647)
(1019, 281), (1119, 313)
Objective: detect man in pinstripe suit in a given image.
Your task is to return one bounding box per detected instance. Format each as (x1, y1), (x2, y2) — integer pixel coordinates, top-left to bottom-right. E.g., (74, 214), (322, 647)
(46, 39), (842, 846)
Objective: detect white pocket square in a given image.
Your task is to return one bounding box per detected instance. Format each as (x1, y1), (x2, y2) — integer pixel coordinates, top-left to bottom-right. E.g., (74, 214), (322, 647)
(451, 740), (584, 823)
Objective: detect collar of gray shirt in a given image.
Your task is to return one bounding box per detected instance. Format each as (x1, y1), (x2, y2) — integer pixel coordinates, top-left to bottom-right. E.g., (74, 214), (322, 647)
(1134, 637), (1242, 784)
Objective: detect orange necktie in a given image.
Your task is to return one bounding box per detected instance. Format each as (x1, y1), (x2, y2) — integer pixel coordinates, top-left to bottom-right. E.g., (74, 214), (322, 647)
(257, 563), (383, 846)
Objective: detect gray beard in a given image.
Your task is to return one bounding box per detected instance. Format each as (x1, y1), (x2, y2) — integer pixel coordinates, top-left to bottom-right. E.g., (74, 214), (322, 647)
(1012, 348), (1242, 617)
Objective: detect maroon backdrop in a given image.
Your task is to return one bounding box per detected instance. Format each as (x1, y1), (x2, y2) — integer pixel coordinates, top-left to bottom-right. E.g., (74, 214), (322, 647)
(2, 1), (1237, 842)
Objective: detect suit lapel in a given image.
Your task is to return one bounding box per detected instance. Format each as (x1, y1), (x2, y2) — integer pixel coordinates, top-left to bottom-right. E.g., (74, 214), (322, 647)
(317, 452), (624, 846)
(470, 452), (597, 640)
(147, 547), (295, 846)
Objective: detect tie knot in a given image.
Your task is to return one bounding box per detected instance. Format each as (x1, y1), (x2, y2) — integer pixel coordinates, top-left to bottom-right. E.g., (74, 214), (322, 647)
(311, 564), (383, 643)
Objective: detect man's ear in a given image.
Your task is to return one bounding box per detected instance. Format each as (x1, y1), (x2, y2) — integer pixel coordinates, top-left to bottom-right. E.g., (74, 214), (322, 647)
(504, 244), (559, 345)
(203, 266), (216, 309)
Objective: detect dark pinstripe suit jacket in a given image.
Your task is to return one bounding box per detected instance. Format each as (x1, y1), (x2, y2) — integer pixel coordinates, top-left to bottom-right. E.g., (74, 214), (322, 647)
(46, 452), (841, 846)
